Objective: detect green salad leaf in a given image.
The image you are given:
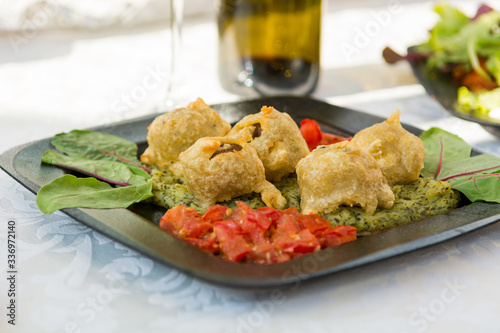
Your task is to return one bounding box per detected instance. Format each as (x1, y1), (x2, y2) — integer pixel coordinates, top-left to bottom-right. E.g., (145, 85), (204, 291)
(456, 86), (500, 117)
(420, 127), (471, 179)
(428, 3), (469, 54)
(37, 130), (153, 214)
(423, 4), (500, 73)
(420, 127), (500, 203)
(486, 51), (500, 85)
(51, 130), (149, 173)
(448, 173), (500, 202)
(36, 175), (153, 214)
(41, 150), (150, 186)
(410, 4), (500, 117)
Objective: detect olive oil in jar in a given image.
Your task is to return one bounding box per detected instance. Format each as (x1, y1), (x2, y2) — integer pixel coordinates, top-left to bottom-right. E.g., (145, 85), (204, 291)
(217, 0), (321, 96)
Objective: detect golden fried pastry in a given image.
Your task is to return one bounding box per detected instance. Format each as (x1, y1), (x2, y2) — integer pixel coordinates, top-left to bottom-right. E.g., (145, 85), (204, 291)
(178, 136), (286, 210)
(350, 109), (425, 186)
(296, 141), (394, 216)
(140, 98), (231, 170)
(228, 106), (309, 182)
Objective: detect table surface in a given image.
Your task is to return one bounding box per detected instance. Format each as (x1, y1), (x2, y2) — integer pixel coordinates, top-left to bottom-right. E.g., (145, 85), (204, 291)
(2, 1), (500, 332)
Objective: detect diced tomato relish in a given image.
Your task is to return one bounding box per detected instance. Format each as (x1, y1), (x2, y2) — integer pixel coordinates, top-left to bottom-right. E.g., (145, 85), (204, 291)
(159, 202), (357, 264)
(299, 118), (351, 151)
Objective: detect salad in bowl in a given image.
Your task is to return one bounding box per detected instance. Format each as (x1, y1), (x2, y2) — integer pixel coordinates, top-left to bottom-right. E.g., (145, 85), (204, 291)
(384, 3), (500, 120)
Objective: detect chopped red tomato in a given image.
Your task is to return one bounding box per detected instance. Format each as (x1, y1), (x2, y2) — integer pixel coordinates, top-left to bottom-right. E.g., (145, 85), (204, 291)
(178, 219), (213, 239)
(274, 214), (302, 236)
(300, 119), (322, 150)
(234, 202), (272, 231)
(300, 119), (350, 151)
(273, 228), (321, 256)
(298, 214), (330, 234)
(323, 225), (357, 248)
(297, 214), (331, 247)
(248, 242), (291, 264)
(214, 221), (252, 262)
(257, 206), (284, 223)
(202, 205), (231, 224)
(159, 205), (199, 236)
(183, 237), (218, 254)
(234, 208), (268, 245)
(158, 202), (357, 264)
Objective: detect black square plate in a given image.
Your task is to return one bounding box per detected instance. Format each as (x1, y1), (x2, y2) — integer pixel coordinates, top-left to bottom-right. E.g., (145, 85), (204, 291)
(2, 96), (500, 288)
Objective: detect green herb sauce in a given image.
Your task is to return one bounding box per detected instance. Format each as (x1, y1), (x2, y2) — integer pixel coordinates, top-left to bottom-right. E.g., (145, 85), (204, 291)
(322, 177), (460, 234)
(148, 166), (460, 234)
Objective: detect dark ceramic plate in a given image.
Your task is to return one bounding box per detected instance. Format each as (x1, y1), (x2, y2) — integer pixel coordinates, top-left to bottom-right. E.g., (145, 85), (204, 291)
(408, 51), (500, 137)
(2, 96), (500, 288)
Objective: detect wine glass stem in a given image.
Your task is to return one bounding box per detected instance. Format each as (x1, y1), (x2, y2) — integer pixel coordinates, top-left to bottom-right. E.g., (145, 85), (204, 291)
(168, 0), (184, 95)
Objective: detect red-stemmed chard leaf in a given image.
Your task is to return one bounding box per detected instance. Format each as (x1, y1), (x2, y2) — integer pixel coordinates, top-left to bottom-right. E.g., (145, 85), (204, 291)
(420, 127), (500, 203)
(51, 130), (149, 173)
(420, 128), (471, 178)
(42, 150), (150, 186)
(37, 130), (154, 214)
(36, 175), (152, 214)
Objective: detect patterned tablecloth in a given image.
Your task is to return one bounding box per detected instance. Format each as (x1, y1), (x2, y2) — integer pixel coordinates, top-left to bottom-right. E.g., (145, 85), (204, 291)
(1, 1), (500, 332)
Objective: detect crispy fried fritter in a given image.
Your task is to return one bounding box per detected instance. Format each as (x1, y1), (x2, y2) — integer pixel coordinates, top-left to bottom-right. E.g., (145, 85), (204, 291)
(228, 106), (309, 182)
(178, 136), (286, 210)
(296, 141), (394, 216)
(140, 98), (231, 170)
(350, 109), (425, 186)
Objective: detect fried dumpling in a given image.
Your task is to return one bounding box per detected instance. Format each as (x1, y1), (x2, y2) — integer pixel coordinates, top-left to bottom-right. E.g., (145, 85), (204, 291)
(228, 106), (309, 182)
(140, 98), (231, 170)
(350, 109), (425, 186)
(296, 141), (394, 216)
(179, 136), (286, 210)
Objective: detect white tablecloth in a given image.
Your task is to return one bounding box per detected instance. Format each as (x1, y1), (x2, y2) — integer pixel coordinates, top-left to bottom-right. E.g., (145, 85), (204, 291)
(1, 1), (500, 332)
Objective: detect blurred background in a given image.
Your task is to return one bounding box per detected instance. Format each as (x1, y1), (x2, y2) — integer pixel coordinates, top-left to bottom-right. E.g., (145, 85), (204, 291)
(0, 0), (488, 153)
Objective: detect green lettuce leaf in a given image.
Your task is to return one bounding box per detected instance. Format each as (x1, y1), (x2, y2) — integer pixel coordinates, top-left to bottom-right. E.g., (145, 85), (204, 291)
(428, 4), (469, 51)
(426, 5), (500, 68)
(486, 51), (500, 84)
(36, 175), (153, 214)
(456, 86), (500, 117)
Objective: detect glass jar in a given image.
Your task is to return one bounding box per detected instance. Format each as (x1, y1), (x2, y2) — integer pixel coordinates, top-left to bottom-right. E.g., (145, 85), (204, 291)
(217, 0), (322, 96)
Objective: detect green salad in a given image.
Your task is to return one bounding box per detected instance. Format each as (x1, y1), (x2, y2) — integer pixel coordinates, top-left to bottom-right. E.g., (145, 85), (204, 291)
(410, 3), (500, 117)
